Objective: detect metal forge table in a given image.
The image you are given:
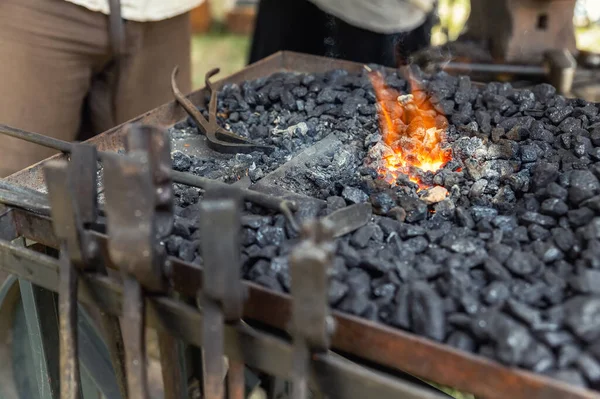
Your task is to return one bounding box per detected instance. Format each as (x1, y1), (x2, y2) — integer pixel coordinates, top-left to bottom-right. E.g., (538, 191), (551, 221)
(0, 51), (598, 399)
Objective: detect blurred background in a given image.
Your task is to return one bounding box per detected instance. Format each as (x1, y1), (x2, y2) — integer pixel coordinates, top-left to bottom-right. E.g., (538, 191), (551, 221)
(190, 0), (600, 89)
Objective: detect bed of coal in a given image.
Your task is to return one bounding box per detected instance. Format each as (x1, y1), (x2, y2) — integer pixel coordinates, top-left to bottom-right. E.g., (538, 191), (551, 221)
(164, 65), (600, 390)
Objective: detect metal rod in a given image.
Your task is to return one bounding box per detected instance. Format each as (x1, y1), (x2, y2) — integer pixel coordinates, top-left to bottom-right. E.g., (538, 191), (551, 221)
(0, 124), (297, 216)
(439, 62), (547, 76)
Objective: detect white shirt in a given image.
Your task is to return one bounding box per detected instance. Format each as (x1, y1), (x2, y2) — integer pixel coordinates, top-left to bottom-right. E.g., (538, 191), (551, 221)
(308, 0), (435, 34)
(64, 0), (205, 22)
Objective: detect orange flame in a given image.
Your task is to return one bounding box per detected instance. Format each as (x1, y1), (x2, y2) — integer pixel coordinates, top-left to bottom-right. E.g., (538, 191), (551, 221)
(368, 70), (452, 189)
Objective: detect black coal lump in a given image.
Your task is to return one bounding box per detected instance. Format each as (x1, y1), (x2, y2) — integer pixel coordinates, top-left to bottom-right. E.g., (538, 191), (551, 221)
(342, 186), (368, 204)
(256, 226), (286, 247)
(564, 296), (600, 343)
(537, 330), (574, 349)
(558, 344), (582, 369)
(522, 341), (555, 373)
(328, 279), (349, 306)
(577, 354), (600, 385)
(171, 151), (192, 172)
(178, 239), (199, 262)
(569, 170), (600, 205)
(482, 281), (510, 306)
(505, 250), (543, 276)
(241, 215), (272, 229)
(488, 312), (534, 366)
(569, 269), (600, 295)
(409, 281), (445, 341)
(546, 369), (587, 388)
(446, 331), (476, 353)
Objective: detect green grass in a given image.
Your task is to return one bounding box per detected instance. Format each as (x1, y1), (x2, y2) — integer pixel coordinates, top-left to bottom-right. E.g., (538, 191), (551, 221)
(191, 28), (250, 89)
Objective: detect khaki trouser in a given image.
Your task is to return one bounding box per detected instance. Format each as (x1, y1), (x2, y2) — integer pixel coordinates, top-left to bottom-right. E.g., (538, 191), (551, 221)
(0, 0), (192, 177)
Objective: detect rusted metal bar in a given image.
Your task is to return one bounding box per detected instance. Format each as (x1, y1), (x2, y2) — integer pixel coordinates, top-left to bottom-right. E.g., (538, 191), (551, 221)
(289, 220), (336, 399)
(199, 187), (245, 399)
(43, 145), (128, 399)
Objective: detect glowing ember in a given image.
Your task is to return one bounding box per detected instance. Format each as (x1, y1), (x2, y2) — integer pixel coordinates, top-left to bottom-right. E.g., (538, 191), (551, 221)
(367, 69), (452, 189)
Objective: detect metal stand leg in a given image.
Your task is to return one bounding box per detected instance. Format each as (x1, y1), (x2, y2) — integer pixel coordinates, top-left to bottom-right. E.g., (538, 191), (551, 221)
(19, 279), (61, 399)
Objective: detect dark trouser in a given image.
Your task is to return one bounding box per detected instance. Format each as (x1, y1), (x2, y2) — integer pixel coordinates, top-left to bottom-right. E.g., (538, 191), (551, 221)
(0, 0), (192, 177)
(249, 0), (435, 67)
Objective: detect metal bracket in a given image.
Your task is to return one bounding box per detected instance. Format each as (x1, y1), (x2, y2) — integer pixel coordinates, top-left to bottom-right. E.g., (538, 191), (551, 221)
(289, 219), (336, 399)
(199, 187), (247, 399)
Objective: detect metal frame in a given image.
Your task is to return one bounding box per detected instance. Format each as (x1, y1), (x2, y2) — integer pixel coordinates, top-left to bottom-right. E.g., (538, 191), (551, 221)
(1, 51), (599, 399)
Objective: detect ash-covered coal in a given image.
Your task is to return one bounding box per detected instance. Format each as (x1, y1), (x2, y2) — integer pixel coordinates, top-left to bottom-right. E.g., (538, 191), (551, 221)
(167, 66), (600, 389)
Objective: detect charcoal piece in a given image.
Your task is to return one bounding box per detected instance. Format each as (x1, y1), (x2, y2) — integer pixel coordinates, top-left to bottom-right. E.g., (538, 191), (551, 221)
(446, 331), (476, 353)
(256, 226), (286, 247)
(564, 296), (600, 342)
(370, 192), (396, 214)
(397, 196), (428, 223)
(531, 162), (559, 191)
(173, 218), (193, 239)
(254, 274), (283, 292)
(559, 116), (582, 133)
(326, 196), (347, 213)
(409, 281), (445, 341)
(492, 216), (518, 232)
(342, 186), (368, 204)
(172, 151), (192, 172)
(547, 182), (568, 201)
(459, 292), (481, 315)
(403, 236), (428, 254)
(241, 215), (272, 229)
(540, 198), (568, 216)
(482, 281), (510, 306)
(491, 127), (505, 143)
(328, 279), (349, 306)
(345, 268), (371, 295)
(531, 241), (563, 263)
(547, 106), (573, 124)
(330, 254), (348, 279)
(377, 217), (401, 237)
(488, 243), (513, 264)
(537, 330), (574, 348)
(569, 269), (600, 294)
(569, 170), (600, 204)
(574, 135), (593, 157)
(350, 224), (378, 248)
(583, 218), (600, 240)
(446, 238), (478, 254)
(179, 188), (200, 206)
(337, 241), (362, 268)
(484, 258), (512, 281)
(414, 256), (442, 279)
(390, 286), (411, 329)
(576, 354), (600, 384)
(241, 229), (257, 246)
(387, 207), (407, 222)
(522, 341), (555, 373)
(316, 87), (337, 104)
(552, 227), (575, 252)
(546, 369), (587, 388)
(505, 250), (543, 276)
(582, 195), (600, 212)
(567, 207), (595, 227)
(338, 291), (369, 316)
(165, 236), (183, 256)
(484, 311), (533, 365)
(469, 179), (488, 199)
(447, 313), (471, 330)
(519, 211), (557, 227)
(471, 206), (498, 222)
(506, 299), (542, 328)
(523, 196), (541, 212)
(475, 110), (491, 133)
(454, 207), (474, 229)
(528, 224), (551, 241)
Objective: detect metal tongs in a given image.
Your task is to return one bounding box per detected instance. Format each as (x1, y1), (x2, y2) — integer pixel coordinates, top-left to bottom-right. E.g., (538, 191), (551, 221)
(171, 67), (275, 155)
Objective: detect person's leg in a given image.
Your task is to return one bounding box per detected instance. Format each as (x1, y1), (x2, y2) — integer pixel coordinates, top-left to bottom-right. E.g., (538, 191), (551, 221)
(0, 0), (109, 177)
(248, 0), (327, 63)
(106, 13), (193, 126)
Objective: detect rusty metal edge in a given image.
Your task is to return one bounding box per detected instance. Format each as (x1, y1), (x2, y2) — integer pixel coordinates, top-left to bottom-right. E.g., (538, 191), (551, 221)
(7, 208), (599, 399)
